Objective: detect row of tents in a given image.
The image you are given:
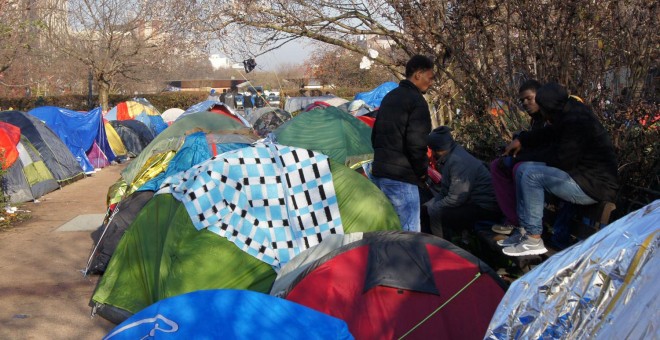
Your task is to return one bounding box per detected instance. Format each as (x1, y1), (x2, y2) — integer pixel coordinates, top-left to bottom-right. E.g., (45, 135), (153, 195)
(0, 95), (271, 205)
(85, 103), (511, 339)
(6, 83), (655, 338)
(0, 99), (166, 204)
(88, 85), (657, 338)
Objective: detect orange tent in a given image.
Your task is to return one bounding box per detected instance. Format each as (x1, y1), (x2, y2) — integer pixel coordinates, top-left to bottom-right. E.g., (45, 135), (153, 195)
(0, 122), (21, 169)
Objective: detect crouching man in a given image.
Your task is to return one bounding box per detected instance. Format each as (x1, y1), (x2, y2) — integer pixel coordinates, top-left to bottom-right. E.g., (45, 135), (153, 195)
(423, 126), (501, 239)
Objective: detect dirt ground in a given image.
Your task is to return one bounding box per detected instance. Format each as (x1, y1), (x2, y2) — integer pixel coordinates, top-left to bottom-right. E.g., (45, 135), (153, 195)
(0, 162), (129, 339)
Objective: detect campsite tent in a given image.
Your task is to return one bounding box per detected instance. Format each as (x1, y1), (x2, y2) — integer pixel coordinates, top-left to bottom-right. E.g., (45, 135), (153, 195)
(2, 135), (59, 203)
(179, 101), (250, 127)
(276, 231), (507, 340)
(354, 81), (398, 109)
(356, 116), (375, 128)
(86, 190), (155, 274)
(103, 290), (353, 339)
(0, 121), (21, 169)
(161, 108), (185, 124)
(29, 106), (112, 173)
(117, 112), (255, 198)
(272, 107), (373, 169)
(304, 97), (350, 112)
(284, 95), (339, 113)
(108, 120), (154, 157)
(91, 145), (400, 323)
(0, 110), (85, 185)
(87, 129), (256, 274)
(246, 107), (292, 137)
(103, 121), (128, 162)
(105, 99), (167, 136)
(486, 200), (660, 339)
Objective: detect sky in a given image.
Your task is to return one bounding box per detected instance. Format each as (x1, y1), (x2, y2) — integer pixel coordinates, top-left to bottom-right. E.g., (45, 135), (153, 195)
(218, 38), (316, 72)
(256, 40), (315, 70)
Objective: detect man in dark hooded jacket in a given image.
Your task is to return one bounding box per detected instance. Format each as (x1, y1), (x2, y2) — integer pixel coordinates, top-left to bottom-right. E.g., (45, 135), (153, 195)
(500, 82), (619, 256)
(371, 55), (434, 232)
(424, 126), (501, 238)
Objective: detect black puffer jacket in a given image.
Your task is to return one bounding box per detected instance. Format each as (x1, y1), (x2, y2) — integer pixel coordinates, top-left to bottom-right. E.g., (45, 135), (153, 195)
(371, 80), (432, 184)
(518, 83), (619, 202)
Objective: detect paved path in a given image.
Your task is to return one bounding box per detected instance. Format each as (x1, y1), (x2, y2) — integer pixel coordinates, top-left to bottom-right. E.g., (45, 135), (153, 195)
(0, 162), (129, 339)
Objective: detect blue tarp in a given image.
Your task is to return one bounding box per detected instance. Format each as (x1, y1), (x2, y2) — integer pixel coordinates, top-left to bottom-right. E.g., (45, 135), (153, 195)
(104, 289), (354, 340)
(29, 106), (102, 173)
(353, 81), (398, 109)
(181, 100), (223, 115)
(135, 113), (168, 135)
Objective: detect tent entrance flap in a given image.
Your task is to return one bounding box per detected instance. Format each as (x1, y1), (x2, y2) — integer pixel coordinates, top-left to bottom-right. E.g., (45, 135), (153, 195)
(365, 239), (439, 295)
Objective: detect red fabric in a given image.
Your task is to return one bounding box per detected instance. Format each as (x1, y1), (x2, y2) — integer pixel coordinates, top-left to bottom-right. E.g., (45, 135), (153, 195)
(210, 143), (218, 157)
(305, 101), (331, 112)
(0, 122), (21, 169)
(356, 116), (375, 128)
(285, 244), (505, 340)
(427, 148), (441, 183)
(116, 102), (131, 120)
(209, 105), (243, 125)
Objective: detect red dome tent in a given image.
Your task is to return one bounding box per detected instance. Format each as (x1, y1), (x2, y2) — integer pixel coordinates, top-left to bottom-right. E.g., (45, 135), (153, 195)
(275, 231), (506, 339)
(0, 122), (21, 169)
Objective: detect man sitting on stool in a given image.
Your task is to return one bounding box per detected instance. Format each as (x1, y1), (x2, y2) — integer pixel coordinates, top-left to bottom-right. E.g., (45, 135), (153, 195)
(423, 126), (501, 239)
(499, 82), (619, 256)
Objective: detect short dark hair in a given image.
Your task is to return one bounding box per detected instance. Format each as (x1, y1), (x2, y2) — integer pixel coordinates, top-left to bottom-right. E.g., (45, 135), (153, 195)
(405, 55), (434, 78)
(519, 79), (542, 93)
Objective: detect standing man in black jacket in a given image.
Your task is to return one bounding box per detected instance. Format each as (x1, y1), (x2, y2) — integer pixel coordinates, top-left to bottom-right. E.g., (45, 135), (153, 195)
(500, 82), (619, 256)
(371, 55), (435, 232)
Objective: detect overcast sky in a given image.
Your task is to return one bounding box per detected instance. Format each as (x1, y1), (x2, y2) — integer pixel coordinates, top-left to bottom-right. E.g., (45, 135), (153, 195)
(253, 39), (316, 71)
(211, 37), (317, 72)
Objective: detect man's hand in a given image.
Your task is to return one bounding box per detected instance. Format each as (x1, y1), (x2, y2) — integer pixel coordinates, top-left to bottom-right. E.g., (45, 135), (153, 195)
(503, 139), (522, 157)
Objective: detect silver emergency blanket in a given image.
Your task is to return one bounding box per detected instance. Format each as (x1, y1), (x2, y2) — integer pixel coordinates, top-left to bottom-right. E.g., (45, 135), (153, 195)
(486, 200), (659, 339)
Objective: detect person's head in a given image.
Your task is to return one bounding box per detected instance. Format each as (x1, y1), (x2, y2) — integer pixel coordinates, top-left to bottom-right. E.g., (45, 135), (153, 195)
(535, 82), (569, 120)
(405, 55), (435, 93)
(210, 89), (216, 95)
(518, 79), (542, 115)
(427, 126), (455, 157)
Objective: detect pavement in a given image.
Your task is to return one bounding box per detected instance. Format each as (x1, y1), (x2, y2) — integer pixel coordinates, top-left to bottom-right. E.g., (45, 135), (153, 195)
(0, 162), (128, 339)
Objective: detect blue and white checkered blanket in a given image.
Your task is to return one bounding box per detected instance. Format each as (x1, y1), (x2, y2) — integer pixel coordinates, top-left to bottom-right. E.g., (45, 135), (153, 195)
(157, 142), (343, 269)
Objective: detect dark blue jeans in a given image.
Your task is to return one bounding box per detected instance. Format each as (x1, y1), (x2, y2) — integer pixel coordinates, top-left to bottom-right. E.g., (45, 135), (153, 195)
(515, 163), (596, 236)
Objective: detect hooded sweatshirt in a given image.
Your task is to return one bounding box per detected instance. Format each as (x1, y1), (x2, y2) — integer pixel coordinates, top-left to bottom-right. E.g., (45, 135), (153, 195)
(517, 82), (619, 202)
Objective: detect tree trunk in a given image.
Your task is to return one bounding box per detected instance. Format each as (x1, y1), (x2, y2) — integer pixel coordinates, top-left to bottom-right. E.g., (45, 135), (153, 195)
(98, 80), (110, 112)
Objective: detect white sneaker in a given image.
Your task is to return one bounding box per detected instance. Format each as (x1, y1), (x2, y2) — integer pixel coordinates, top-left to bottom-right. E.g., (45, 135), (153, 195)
(502, 236), (548, 256)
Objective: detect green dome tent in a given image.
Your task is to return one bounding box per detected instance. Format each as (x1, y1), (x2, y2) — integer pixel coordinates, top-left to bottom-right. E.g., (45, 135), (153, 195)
(272, 106), (373, 169)
(91, 145), (400, 324)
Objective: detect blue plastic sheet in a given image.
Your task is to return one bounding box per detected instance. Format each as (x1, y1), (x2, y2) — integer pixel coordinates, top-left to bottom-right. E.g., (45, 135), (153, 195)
(29, 106), (101, 173)
(353, 82), (398, 109)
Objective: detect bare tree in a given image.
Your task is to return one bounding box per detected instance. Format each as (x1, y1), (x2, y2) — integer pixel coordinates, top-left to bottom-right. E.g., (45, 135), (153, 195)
(209, 1), (657, 130)
(308, 45), (395, 89)
(42, 0), (209, 111)
(0, 0), (45, 95)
